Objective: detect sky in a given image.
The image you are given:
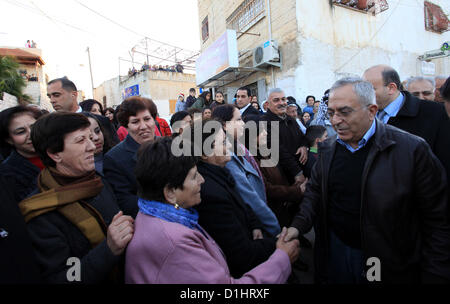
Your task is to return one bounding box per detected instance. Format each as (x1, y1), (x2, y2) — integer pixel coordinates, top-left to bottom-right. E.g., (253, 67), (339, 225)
(0, 0), (201, 98)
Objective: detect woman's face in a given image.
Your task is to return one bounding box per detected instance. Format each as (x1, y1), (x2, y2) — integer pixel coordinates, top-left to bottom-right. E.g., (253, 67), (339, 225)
(203, 128), (232, 167)
(202, 109), (212, 119)
(206, 93), (211, 101)
(226, 108), (244, 141)
(105, 110), (114, 121)
(303, 112), (311, 122)
(7, 113), (37, 158)
(251, 102), (259, 110)
(127, 109), (156, 145)
(51, 127), (96, 176)
(90, 103), (102, 115)
(174, 165), (205, 208)
(87, 117), (104, 155)
(215, 93), (224, 103)
(307, 97), (315, 107)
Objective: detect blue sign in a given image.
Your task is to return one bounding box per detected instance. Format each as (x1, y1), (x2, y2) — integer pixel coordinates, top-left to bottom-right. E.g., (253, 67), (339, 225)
(122, 84), (139, 100)
(264, 41), (270, 48)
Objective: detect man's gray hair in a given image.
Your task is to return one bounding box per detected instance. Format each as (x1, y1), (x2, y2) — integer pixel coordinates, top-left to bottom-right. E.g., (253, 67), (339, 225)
(267, 88), (284, 100)
(435, 75), (448, 81)
(406, 76), (435, 90)
(330, 77), (376, 106)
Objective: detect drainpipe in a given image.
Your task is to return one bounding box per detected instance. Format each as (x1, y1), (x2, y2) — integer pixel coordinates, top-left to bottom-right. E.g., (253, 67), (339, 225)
(266, 0), (276, 88)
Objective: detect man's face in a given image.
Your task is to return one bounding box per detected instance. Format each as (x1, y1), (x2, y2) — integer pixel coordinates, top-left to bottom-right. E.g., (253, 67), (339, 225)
(47, 81), (77, 112)
(286, 106), (298, 119)
(313, 101), (320, 113)
(435, 78), (446, 103)
(363, 69), (395, 111)
(190, 91), (196, 97)
(328, 84), (378, 148)
(236, 89), (251, 109)
(268, 92), (287, 116)
(408, 80), (435, 101)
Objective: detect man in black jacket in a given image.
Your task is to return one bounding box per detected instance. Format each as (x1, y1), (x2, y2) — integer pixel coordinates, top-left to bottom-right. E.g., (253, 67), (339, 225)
(261, 88), (309, 184)
(236, 87), (260, 118)
(363, 65), (450, 199)
(185, 88), (197, 108)
(285, 77), (450, 284)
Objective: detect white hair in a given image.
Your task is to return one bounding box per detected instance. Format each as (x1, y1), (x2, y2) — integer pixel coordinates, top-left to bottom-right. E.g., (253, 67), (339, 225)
(330, 77), (376, 106)
(267, 88), (284, 100)
(406, 76), (435, 90)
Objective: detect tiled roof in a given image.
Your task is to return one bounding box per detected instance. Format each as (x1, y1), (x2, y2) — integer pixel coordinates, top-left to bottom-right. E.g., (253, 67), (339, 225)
(0, 48), (45, 65)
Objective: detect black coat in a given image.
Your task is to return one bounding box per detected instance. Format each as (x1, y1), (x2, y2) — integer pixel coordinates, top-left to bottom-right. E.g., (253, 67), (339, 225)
(194, 162), (276, 278)
(388, 91), (450, 190)
(291, 120), (450, 283)
(0, 175), (41, 284)
(241, 104), (261, 119)
(0, 150), (40, 204)
(103, 134), (140, 217)
(26, 177), (121, 284)
(262, 109), (309, 183)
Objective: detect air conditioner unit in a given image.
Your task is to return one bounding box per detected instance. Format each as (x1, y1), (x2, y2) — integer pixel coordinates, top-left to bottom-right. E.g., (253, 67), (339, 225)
(252, 40), (281, 69)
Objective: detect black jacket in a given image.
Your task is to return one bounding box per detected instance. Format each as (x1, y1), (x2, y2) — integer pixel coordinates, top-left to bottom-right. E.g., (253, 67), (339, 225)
(104, 134), (140, 217)
(241, 104), (261, 119)
(0, 150), (40, 204)
(262, 109), (309, 183)
(291, 120), (450, 283)
(186, 95), (197, 108)
(388, 91), (450, 190)
(26, 177), (121, 284)
(194, 162), (276, 278)
(0, 175), (41, 284)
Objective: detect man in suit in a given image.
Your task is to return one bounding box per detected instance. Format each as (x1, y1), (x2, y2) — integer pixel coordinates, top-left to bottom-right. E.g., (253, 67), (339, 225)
(47, 77), (119, 145)
(236, 87), (260, 119)
(363, 65), (450, 189)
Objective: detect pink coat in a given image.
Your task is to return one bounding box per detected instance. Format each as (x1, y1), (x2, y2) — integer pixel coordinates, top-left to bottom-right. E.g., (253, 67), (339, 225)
(125, 212), (291, 284)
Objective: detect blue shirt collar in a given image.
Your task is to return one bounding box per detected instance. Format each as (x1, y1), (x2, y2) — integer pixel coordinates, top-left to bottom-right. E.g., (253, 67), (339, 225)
(381, 93), (404, 123)
(336, 119), (376, 153)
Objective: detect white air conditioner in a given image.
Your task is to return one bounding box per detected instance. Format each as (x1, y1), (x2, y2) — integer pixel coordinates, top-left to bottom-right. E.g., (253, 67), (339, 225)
(252, 40), (281, 68)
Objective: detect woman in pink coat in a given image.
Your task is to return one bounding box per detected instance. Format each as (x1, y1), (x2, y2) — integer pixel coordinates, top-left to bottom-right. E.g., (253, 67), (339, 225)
(125, 128), (299, 284)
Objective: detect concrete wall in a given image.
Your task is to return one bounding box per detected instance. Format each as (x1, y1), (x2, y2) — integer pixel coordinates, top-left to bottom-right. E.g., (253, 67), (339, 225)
(197, 0), (450, 108)
(0, 92), (18, 112)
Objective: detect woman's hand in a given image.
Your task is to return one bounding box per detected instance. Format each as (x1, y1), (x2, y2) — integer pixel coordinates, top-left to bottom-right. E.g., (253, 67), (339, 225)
(276, 227), (300, 264)
(106, 211), (134, 256)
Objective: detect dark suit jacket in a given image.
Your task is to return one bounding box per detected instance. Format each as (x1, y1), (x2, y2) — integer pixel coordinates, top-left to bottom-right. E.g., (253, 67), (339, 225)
(194, 161), (276, 278)
(242, 104), (261, 118)
(103, 134), (140, 217)
(388, 91), (450, 187)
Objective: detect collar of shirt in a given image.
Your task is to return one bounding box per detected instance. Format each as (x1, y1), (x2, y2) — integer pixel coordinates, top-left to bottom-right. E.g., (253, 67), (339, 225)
(76, 105), (82, 113)
(239, 103), (251, 115)
(336, 119), (376, 153)
(380, 92), (404, 123)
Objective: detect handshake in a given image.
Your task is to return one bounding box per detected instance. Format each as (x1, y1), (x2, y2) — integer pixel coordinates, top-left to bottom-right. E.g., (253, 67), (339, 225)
(276, 227), (302, 264)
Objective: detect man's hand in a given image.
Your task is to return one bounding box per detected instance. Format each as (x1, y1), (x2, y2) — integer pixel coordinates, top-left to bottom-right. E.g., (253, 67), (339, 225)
(296, 146), (308, 165)
(252, 229), (263, 240)
(283, 227), (299, 242)
(298, 178), (308, 193)
(106, 211), (134, 256)
(276, 227), (300, 264)
(295, 174), (306, 185)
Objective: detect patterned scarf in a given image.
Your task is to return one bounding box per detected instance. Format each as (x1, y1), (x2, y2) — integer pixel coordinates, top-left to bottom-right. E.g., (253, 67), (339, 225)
(138, 198), (207, 236)
(19, 167), (106, 248)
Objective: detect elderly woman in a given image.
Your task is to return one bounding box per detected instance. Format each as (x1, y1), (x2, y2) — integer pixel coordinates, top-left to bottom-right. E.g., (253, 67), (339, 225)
(104, 97), (156, 218)
(0, 106), (43, 204)
(125, 134), (298, 283)
(18, 112), (134, 283)
(212, 104), (280, 237)
(80, 112), (113, 175)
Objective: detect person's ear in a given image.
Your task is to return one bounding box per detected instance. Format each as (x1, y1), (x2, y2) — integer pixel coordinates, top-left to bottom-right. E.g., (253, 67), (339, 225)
(72, 91), (78, 99)
(163, 185), (177, 205)
(367, 104), (378, 118)
(387, 82), (398, 95)
(5, 137), (13, 146)
(46, 149), (63, 164)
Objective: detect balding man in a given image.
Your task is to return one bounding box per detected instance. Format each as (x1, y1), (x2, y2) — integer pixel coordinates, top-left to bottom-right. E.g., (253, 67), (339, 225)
(47, 77), (119, 145)
(362, 65), (450, 191)
(405, 76), (436, 101)
(286, 77), (450, 284)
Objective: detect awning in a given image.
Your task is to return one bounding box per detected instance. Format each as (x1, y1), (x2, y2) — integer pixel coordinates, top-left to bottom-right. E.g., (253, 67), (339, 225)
(199, 66), (265, 88)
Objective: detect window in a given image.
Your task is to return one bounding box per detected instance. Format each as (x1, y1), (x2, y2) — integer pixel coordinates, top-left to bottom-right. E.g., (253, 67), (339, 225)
(202, 16), (209, 42)
(332, 0), (389, 15)
(226, 0), (265, 35)
(424, 1), (449, 34)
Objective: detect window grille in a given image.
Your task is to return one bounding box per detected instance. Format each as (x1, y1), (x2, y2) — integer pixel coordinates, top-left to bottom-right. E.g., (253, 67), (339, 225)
(226, 0), (265, 34)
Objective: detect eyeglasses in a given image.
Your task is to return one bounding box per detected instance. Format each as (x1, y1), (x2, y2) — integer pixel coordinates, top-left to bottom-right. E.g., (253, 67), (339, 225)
(411, 91), (434, 97)
(326, 105), (367, 120)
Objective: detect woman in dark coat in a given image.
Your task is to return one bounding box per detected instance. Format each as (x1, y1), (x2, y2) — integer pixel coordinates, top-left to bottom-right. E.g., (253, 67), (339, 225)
(19, 112), (134, 283)
(0, 106), (44, 204)
(185, 119), (279, 278)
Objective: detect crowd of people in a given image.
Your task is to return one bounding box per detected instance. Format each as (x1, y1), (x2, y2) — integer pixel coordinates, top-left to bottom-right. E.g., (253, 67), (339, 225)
(1, 65), (450, 284)
(128, 62), (184, 78)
